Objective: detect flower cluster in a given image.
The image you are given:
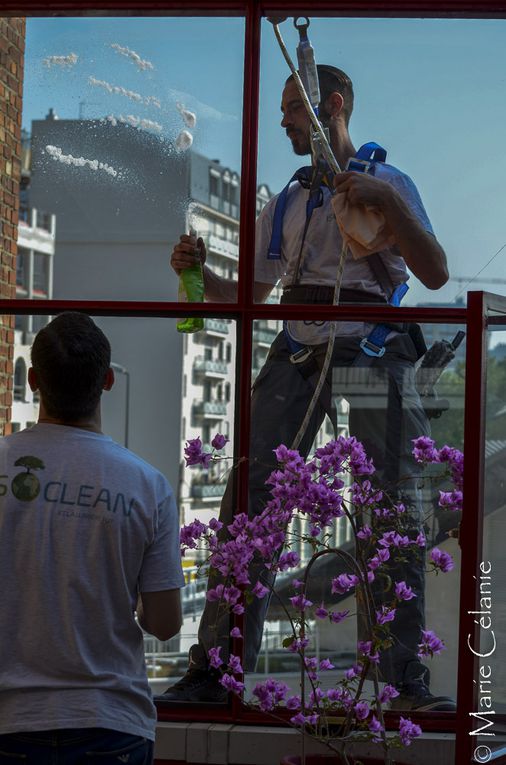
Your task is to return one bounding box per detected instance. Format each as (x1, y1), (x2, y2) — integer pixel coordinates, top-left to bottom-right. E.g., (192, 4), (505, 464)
(179, 434), (459, 760)
(412, 436), (464, 513)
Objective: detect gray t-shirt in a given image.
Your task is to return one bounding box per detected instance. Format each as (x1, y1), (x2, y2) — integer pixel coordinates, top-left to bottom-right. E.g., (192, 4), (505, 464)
(0, 423), (185, 740)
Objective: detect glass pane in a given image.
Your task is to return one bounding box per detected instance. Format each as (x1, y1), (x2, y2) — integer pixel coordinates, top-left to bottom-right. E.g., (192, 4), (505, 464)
(9, 313), (238, 695)
(242, 317), (464, 712)
(475, 319), (506, 758)
(20, 17), (244, 301)
(256, 17), (506, 307)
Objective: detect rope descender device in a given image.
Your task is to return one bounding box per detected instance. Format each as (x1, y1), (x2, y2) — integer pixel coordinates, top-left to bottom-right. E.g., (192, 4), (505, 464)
(268, 16), (341, 175)
(294, 17), (321, 114)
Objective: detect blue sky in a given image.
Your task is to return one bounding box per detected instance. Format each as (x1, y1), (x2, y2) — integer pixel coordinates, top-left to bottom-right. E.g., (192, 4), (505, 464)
(24, 15), (506, 306)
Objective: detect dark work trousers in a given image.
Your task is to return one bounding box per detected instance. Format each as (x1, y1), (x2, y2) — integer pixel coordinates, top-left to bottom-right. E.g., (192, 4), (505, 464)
(197, 330), (430, 692)
(0, 729), (153, 765)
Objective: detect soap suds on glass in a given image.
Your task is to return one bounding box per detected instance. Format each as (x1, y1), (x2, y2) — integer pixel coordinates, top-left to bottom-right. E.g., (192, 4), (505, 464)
(45, 145), (119, 178)
(110, 44), (154, 72)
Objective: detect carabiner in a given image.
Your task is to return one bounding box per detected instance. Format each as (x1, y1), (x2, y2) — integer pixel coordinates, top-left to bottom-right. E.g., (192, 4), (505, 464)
(293, 16), (310, 38)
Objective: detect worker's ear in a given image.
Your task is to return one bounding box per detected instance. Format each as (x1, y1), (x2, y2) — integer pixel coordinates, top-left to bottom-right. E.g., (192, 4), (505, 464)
(103, 367), (115, 392)
(28, 367), (38, 392)
(324, 91), (345, 118)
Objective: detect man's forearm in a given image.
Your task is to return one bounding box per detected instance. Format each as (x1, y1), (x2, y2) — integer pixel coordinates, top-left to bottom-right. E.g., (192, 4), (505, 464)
(202, 265), (238, 302)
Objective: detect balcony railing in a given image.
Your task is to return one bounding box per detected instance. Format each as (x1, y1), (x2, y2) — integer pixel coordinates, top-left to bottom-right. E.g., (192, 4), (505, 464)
(190, 483), (227, 498)
(193, 357), (228, 376)
(205, 318), (229, 335)
(19, 205), (54, 234)
(192, 400), (227, 418)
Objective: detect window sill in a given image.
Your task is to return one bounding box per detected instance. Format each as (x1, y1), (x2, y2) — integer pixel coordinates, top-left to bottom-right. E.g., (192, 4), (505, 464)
(154, 722), (456, 765)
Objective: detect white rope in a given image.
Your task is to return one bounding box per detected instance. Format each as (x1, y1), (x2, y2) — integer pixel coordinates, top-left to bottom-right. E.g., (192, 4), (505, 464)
(290, 242), (347, 451)
(272, 23), (341, 175)
(270, 22), (346, 451)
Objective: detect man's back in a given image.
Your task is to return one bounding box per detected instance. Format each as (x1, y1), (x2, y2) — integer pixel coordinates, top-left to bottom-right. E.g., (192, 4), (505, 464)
(0, 423), (183, 740)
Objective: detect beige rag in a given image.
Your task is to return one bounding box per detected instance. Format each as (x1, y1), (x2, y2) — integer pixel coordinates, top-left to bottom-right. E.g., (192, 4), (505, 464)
(331, 192), (396, 259)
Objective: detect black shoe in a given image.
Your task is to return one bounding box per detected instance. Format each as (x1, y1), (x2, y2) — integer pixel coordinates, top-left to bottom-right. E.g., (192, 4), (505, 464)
(157, 667), (228, 703)
(156, 644), (227, 703)
(390, 689), (456, 712)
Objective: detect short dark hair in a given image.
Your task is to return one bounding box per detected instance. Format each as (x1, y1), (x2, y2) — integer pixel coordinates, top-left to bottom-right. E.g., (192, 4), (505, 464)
(31, 312), (111, 421)
(287, 64), (354, 125)
(317, 65), (354, 125)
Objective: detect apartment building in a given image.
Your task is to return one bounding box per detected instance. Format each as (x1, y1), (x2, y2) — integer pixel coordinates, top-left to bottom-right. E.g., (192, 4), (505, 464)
(11, 137), (55, 432)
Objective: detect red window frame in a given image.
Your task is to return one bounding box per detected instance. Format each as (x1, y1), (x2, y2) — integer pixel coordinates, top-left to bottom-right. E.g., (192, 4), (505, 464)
(3, 4), (506, 764)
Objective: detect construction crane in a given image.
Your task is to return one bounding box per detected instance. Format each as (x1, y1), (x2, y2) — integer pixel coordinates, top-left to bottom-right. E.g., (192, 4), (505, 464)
(451, 276), (506, 286)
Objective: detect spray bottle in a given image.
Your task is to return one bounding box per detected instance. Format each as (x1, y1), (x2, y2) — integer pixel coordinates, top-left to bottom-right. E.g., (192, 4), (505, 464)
(176, 228), (205, 333)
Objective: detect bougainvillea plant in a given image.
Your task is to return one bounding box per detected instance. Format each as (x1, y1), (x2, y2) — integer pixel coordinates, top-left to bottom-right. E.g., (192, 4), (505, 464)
(180, 434), (463, 765)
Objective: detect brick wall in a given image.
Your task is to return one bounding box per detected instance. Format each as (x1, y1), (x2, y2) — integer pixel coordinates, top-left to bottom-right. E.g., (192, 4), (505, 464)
(0, 17), (25, 434)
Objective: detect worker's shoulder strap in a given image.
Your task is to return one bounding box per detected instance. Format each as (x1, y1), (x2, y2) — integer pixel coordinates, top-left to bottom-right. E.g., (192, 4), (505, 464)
(268, 166), (312, 260)
(267, 143), (387, 260)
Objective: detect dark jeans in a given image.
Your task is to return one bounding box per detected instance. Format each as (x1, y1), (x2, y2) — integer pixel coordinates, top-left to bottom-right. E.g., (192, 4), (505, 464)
(0, 728), (153, 765)
(197, 331), (430, 691)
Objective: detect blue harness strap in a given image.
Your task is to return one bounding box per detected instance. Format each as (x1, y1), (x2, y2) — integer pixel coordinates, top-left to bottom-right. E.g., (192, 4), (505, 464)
(356, 141), (387, 163)
(268, 167), (312, 260)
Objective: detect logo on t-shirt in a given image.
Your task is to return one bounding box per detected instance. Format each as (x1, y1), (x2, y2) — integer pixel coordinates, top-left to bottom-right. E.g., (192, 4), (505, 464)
(11, 455), (45, 502)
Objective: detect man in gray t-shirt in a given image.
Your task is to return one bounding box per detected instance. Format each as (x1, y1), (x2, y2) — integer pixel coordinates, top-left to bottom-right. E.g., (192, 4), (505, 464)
(0, 312), (184, 764)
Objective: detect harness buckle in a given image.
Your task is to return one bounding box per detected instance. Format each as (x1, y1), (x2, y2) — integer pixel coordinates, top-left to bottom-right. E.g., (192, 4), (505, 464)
(345, 157), (371, 174)
(289, 346), (314, 365)
(359, 337), (386, 358)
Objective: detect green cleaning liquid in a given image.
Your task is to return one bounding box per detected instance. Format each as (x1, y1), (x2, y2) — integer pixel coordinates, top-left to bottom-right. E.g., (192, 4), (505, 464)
(177, 230), (205, 333)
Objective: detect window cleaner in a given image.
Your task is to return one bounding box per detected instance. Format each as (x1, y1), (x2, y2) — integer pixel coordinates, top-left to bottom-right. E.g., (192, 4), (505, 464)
(176, 228), (205, 333)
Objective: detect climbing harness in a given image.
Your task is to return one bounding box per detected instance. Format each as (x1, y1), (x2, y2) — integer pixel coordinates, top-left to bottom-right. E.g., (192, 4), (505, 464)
(268, 142), (409, 368)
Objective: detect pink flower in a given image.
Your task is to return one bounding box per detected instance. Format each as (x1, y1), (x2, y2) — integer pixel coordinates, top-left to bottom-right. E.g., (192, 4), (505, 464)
(354, 700), (370, 720)
(412, 436), (439, 464)
(376, 606), (396, 625)
(228, 654), (243, 675)
(184, 437), (212, 468)
(369, 714), (384, 741)
(344, 664), (361, 681)
(395, 581), (416, 601)
(331, 573), (358, 594)
(252, 581), (269, 599)
(287, 637), (309, 653)
(290, 712), (319, 727)
(417, 629), (445, 658)
(430, 547), (455, 573)
(206, 584), (224, 602)
(399, 716), (422, 746)
(357, 524), (373, 540)
(252, 679), (290, 711)
(438, 489), (463, 512)
(329, 609), (350, 624)
(209, 517), (223, 532)
(211, 433), (229, 450)
(314, 604), (328, 620)
(378, 684), (400, 704)
(220, 673), (244, 694)
(289, 594), (313, 610)
(368, 548), (390, 570)
(286, 695), (301, 710)
(358, 641), (380, 664)
(319, 658), (335, 671)
(208, 646), (223, 668)
(230, 627), (243, 639)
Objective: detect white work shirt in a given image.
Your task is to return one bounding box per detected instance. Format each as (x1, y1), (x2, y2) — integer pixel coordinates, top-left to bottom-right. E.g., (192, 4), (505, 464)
(255, 163), (434, 345)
